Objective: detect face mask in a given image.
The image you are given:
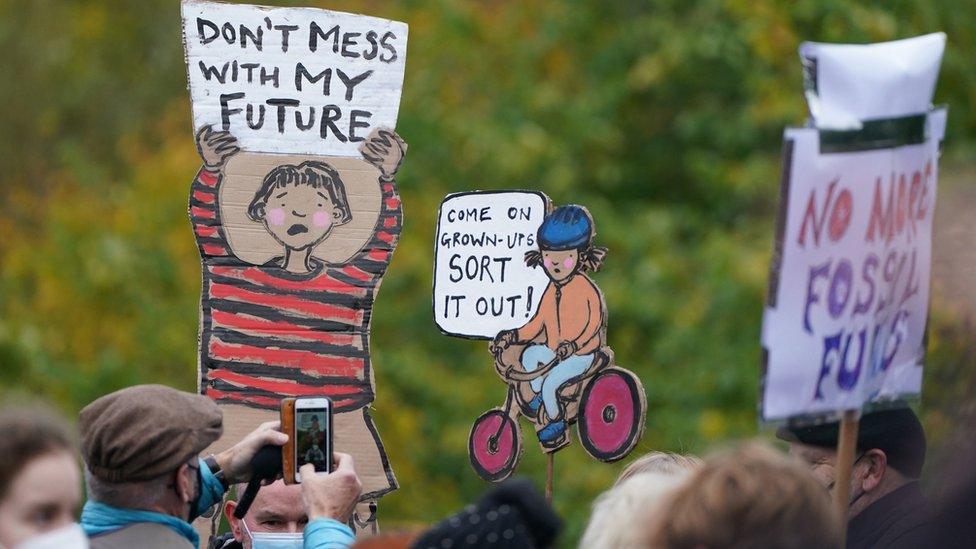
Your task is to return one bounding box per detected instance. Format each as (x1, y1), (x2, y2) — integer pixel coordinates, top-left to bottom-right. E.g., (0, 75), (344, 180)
(14, 523), (89, 549)
(188, 463), (212, 520)
(242, 519), (303, 549)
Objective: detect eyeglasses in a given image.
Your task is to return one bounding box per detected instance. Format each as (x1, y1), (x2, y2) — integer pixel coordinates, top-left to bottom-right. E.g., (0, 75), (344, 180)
(825, 452), (865, 492)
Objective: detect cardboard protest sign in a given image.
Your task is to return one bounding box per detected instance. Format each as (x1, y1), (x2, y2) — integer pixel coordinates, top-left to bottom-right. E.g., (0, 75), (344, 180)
(182, 0), (407, 157)
(433, 191), (550, 338)
(433, 193), (646, 482)
(182, 1), (408, 531)
(761, 34), (946, 422)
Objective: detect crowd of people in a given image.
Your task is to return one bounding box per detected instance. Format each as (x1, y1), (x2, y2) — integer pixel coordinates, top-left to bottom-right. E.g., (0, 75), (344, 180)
(0, 384), (972, 548)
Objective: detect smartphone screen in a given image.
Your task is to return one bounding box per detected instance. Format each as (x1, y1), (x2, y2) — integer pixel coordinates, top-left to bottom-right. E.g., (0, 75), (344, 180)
(295, 404), (331, 476)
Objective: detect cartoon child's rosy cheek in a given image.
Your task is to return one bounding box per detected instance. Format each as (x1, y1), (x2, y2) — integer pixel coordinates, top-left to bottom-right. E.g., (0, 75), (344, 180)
(563, 257), (575, 269)
(267, 208), (286, 226)
(543, 258), (553, 268)
(312, 211), (333, 229)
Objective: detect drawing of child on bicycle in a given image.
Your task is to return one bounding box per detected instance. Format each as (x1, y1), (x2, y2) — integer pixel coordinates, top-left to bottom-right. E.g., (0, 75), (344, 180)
(491, 205), (612, 450)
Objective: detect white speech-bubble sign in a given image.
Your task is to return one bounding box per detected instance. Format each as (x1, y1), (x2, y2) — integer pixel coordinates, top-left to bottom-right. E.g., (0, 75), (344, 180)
(182, 0), (407, 157)
(433, 191), (551, 339)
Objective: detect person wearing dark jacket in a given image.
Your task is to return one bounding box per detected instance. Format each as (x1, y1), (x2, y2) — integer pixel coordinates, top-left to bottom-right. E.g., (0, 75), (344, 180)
(778, 407), (928, 548)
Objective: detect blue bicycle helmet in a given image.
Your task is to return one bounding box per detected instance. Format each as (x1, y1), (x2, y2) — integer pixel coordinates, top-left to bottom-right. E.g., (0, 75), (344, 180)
(537, 205), (592, 251)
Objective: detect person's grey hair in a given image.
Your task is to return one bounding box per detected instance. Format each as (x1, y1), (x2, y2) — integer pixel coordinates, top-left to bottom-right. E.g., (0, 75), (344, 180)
(84, 469), (172, 509)
(580, 471), (691, 548)
(615, 451), (702, 486)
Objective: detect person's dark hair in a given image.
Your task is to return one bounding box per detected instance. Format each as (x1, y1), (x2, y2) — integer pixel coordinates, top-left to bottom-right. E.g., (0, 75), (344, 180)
(524, 247), (607, 273)
(0, 402), (75, 500)
(247, 161), (352, 224)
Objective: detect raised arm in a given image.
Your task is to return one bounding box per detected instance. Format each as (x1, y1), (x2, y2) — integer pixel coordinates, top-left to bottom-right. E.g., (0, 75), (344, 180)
(331, 129), (407, 282)
(359, 128), (407, 183)
(189, 126), (240, 258)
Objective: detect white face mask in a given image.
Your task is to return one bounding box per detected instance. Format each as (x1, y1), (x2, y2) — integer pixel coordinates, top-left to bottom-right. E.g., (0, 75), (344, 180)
(242, 519), (303, 549)
(13, 523), (89, 549)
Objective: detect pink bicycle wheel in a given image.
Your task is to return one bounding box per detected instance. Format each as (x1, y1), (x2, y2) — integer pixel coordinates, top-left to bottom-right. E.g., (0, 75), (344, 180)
(578, 368), (646, 462)
(469, 409), (522, 482)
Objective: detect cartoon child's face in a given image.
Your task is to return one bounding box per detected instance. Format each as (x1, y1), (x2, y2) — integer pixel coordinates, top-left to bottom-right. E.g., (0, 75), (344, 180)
(263, 186), (343, 250)
(541, 249), (579, 282)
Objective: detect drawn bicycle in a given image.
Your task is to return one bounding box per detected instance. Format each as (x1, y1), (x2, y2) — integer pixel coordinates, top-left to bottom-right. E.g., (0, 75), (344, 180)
(468, 340), (647, 482)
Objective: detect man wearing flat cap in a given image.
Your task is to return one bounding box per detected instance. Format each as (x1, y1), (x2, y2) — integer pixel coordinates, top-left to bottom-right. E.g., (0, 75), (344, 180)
(78, 385), (362, 549)
(778, 407), (929, 549)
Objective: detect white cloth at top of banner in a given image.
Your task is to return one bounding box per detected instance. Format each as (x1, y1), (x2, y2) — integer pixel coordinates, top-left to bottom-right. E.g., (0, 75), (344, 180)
(800, 33), (945, 130)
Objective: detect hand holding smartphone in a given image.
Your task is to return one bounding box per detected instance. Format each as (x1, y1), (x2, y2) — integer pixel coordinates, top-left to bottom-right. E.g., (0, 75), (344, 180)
(281, 397), (333, 483)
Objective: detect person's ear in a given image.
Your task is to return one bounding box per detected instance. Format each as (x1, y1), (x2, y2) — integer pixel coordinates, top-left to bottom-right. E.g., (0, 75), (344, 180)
(861, 449), (887, 493)
(224, 501), (245, 542)
(247, 203), (267, 223)
(175, 463), (195, 504)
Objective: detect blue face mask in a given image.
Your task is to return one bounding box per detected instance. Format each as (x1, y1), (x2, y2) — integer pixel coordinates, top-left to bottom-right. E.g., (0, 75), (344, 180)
(242, 519), (304, 549)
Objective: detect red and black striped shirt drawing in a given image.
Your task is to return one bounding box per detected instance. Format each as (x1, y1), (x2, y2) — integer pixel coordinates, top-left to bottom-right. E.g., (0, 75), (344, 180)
(189, 167), (402, 412)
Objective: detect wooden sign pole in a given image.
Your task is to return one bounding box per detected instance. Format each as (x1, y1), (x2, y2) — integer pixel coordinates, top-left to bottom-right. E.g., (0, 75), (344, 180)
(545, 453), (554, 504)
(833, 409), (860, 546)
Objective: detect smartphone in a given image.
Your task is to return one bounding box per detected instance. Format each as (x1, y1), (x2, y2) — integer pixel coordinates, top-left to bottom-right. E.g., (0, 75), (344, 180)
(290, 397), (332, 482)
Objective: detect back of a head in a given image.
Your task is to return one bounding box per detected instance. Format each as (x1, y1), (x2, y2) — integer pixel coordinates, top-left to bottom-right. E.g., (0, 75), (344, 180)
(581, 471), (691, 548)
(615, 451), (702, 485)
(651, 442), (840, 549)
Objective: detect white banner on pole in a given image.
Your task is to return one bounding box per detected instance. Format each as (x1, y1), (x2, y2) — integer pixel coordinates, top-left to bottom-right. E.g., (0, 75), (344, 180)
(761, 33), (946, 422)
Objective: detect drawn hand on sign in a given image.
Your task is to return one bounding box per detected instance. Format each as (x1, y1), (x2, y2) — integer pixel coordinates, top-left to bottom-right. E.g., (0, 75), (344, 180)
(468, 204), (647, 482)
(196, 125), (240, 170)
(360, 129), (407, 180)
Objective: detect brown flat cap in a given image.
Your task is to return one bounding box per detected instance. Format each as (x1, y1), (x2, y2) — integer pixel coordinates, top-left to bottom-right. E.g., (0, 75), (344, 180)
(79, 384), (223, 482)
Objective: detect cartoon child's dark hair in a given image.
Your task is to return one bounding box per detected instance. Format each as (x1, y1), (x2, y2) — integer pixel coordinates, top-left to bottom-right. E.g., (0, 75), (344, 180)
(525, 205), (607, 272)
(247, 161), (353, 224)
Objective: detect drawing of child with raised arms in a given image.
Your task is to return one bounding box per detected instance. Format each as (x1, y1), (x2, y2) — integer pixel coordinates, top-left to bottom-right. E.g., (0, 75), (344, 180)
(190, 125), (405, 531)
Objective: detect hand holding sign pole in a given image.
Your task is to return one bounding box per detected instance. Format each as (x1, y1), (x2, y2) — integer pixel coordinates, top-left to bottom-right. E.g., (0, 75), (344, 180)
(434, 192), (646, 493)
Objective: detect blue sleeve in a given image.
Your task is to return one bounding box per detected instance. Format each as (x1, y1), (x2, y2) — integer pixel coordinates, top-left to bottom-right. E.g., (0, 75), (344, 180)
(193, 458), (228, 521)
(304, 518), (356, 549)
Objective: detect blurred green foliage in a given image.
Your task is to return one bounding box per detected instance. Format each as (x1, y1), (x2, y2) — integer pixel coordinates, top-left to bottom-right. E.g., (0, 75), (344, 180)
(1, 0), (975, 545)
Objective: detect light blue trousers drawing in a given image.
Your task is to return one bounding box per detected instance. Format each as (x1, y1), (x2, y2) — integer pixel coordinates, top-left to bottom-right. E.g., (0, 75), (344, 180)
(521, 344), (594, 419)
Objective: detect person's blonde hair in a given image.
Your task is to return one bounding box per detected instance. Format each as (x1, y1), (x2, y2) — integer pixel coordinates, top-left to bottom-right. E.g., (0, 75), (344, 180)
(615, 451), (702, 486)
(580, 471), (690, 548)
(650, 441), (841, 549)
